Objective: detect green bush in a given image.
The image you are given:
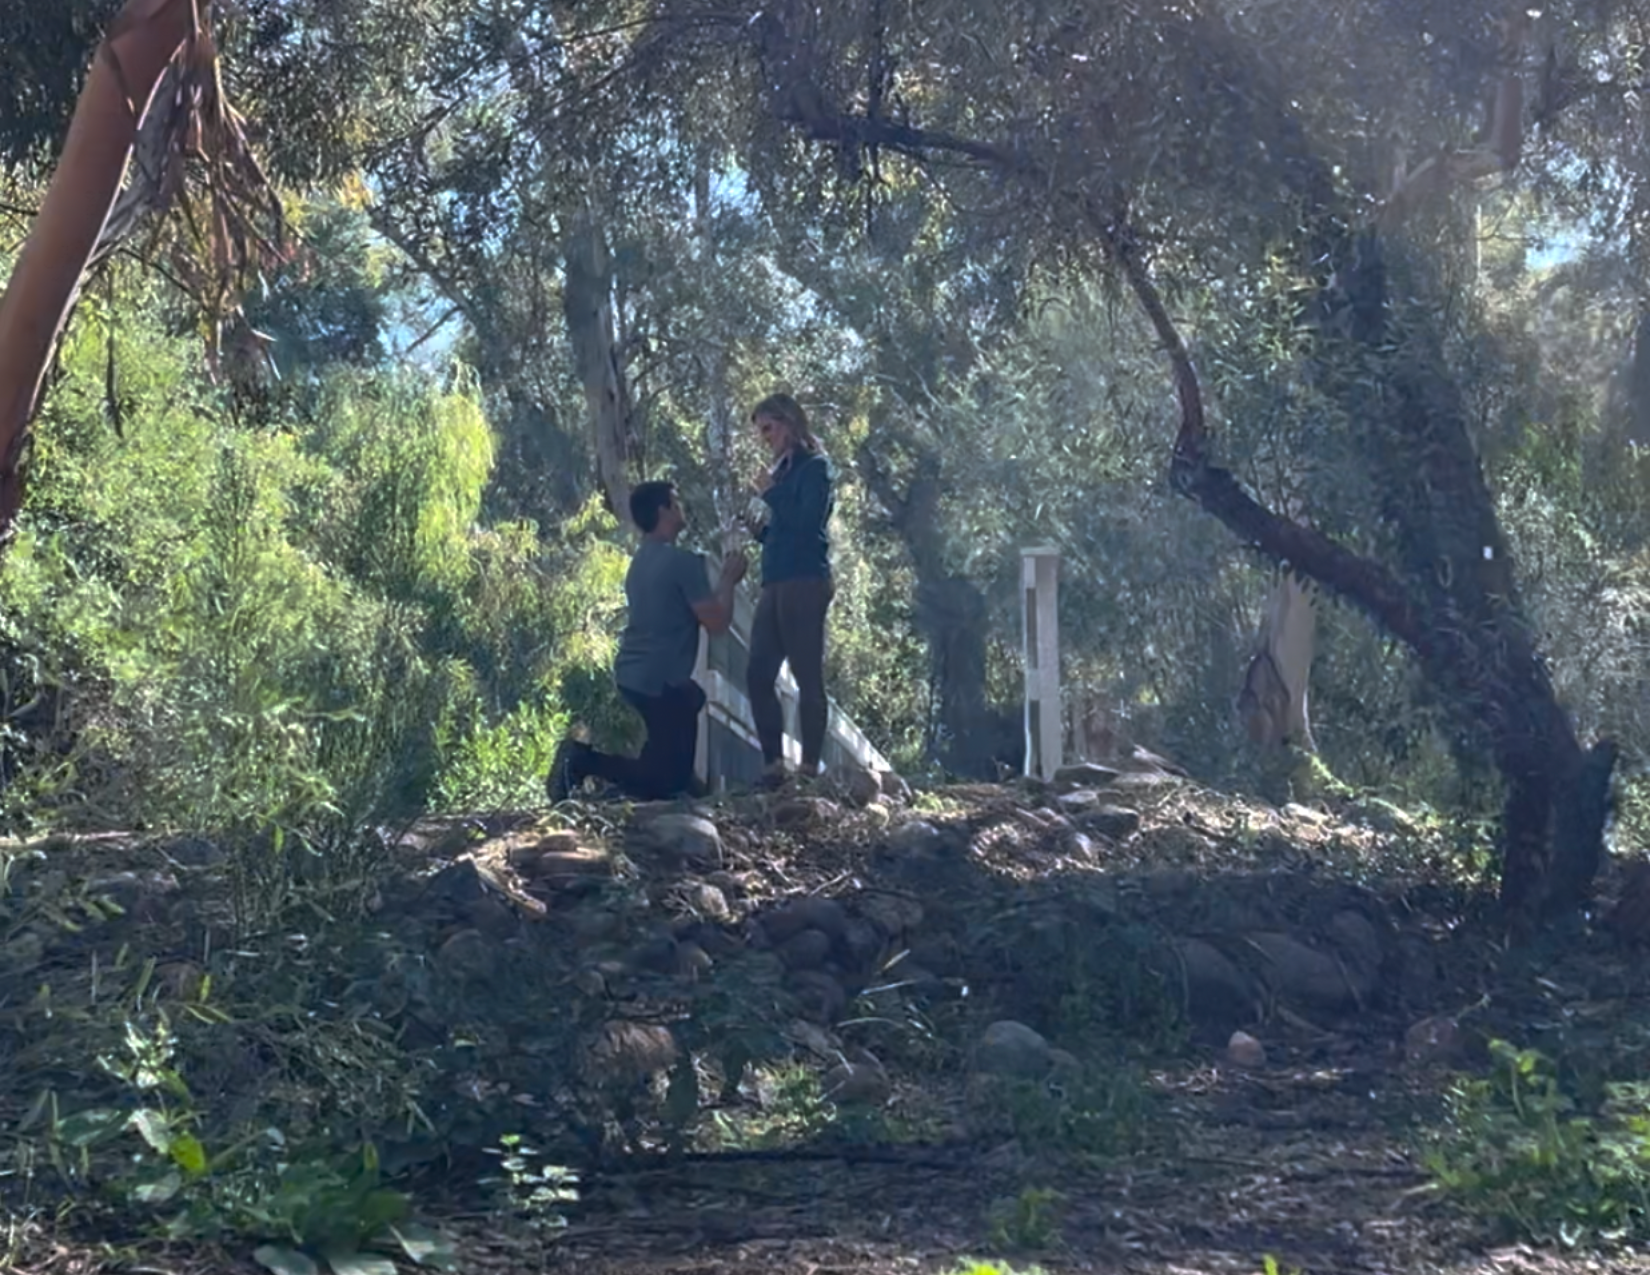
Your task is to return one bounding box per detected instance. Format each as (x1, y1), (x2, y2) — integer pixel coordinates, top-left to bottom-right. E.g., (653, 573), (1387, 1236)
(0, 292), (634, 891)
(1426, 1040), (1650, 1247)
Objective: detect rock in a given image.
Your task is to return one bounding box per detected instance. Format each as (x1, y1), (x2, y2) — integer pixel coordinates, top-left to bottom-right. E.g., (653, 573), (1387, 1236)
(1327, 909), (1385, 983)
(155, 960), (206, 1001)
(1248, 931), (1366, 1013)
(761, 896), (849, 944)
(1054, 761), (1122, 789)
(676, 941), (714, 981)
(537, 829), (581, 854)
(570, 966), (608, 998)
(569, 907), (624, 945)
(1047, 1047), (1082, 1076)
(882, 957), (941, 994)
(87, 871), (179, 922)
(1395, 935), (1444, 1004)
(630, 933), (683, 975)
(581, 1021), (680, 1086)
(1107, 769), (1184, 793)
(783, 1019), (842, 1057)
(633, 813), (723, 868)
(1346, 797), (1419, 836)
(833, 766), (884, 809)
(159, 836), (223, 867)
(1123, 743), (1189, 776)
(436, 929), (496, 981)
(906, 936), (961, 977)
(841, 917), (884, 971)
(774, 796), (840, 829)
(464, 895), (518, 940)
(789, 970), (849, 1024)
(690, 883), (731, 922)
(517, 846), (611, 883)
(707, 871), (746, 897)
(1227, 1031), (1267, 1069)
(879, 771), (913, 803)
(778, 928), (834, 972)
(1056, 788), (1101, 813)
(1282, 802), (1330, 826)
(824, 1058), (891, 1106)
(1058, 830), (1098, 862)
(973, 1020), (1060, 1079)
(423, 860), (489, 908)
(1177, 939), (1261, 1032)
(887, 819), (944, 855)
(688, 923), (744, 959)
(856, 892), (924, 939)
(1034, 807), (1074, 831)
(1079, 805), (1142, 840)
(1405, 1015), (1465, 1067)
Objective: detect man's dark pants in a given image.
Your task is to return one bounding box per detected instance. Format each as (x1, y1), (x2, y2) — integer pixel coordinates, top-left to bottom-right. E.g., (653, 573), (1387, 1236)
(580, 679), (706, 800)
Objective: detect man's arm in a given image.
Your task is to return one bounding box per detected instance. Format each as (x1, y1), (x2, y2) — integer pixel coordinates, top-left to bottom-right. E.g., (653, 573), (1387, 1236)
(691, 550), (747, 635)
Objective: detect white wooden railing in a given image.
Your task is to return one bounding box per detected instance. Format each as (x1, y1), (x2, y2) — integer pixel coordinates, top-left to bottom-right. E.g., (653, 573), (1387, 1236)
(693, 554), (892, 789)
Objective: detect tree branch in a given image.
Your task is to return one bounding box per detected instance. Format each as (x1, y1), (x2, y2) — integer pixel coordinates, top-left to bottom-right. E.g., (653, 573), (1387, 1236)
(779, 101), (1428, 650)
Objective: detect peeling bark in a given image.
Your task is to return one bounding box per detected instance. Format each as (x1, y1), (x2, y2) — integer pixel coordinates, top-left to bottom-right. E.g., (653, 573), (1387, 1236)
(563, 213), (636, 530)
(0, 0), (195, 541)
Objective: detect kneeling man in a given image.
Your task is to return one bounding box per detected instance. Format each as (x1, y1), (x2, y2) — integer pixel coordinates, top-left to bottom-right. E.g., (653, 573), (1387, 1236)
(549, 481), (745, 802)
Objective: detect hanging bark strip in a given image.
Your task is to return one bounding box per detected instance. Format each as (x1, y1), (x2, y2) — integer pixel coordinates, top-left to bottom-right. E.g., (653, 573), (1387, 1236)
(0, 0), (195, 540)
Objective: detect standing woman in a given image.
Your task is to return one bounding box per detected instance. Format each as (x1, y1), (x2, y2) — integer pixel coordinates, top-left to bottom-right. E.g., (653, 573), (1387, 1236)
(744, 392), (834, 784)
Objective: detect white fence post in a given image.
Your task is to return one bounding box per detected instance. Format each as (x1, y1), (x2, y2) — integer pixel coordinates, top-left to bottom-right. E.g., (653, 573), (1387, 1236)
(1021, 545), (1062, 781)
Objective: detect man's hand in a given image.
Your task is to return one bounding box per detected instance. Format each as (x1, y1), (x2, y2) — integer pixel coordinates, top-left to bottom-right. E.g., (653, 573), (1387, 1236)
(721, 549), (749, 583)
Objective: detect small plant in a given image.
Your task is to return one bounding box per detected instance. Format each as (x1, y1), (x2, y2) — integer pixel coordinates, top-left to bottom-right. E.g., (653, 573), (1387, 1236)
(987, 1185), (1065, 1251)
(944, 1262), (1047, 1275)
(480, 1134), (579, 1231)
(1425, 1039), (1650, 1246)
(704, 1063), (838, 1150)
(971, 1065), (1155, 1160)
(42, 1013), (457, 1275)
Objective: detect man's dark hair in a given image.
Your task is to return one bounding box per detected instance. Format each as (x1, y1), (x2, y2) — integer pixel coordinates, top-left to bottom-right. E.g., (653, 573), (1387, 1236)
(630, 480), (676, 533)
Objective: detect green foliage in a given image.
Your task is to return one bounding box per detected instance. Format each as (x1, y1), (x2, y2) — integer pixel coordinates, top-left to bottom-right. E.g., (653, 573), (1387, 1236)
(986, 1185), (1065, 1251)
(480, 1134), (579, 1232)
(43, 1012), (456, 1274)
(974, 1066), (1155, 1161)
(1426, 1040), (1650, 1247)
(0, 287), (628, 911)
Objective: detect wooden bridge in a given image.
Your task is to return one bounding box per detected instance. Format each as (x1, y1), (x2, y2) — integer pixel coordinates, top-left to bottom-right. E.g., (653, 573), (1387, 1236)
(692, 556), (892, 790)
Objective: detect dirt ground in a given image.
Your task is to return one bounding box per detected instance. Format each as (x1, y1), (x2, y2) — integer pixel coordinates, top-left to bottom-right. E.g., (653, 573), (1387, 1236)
(2, 765), (1647, 1275)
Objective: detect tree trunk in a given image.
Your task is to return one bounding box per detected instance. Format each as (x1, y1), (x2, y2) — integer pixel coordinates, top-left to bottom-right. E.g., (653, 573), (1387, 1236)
(1238, 572), (1318, 752)
(562, 213), (636, 531)
(1338, 238), (1614, 929)
(695, 152), (738, 546)
(1115, 220), (1614, 933)
(857, 439), (1005, 778)
(0, 0), (193, 541)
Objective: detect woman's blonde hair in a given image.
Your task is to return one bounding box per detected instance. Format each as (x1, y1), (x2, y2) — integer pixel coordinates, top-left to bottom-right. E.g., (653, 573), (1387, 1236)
(751, 392), (820, 454)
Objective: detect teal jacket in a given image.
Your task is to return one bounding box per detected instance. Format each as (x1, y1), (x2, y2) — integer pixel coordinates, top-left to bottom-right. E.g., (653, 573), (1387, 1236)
(757, 450), (833, 583)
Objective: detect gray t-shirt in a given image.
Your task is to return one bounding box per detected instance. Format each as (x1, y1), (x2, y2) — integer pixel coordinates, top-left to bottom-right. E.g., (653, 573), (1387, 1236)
(611, 539), (713, 697)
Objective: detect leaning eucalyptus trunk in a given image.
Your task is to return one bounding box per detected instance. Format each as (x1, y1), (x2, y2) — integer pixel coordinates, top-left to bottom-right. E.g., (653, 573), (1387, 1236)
(0, 0), (194, 541)
(562, 211), (637, 531)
